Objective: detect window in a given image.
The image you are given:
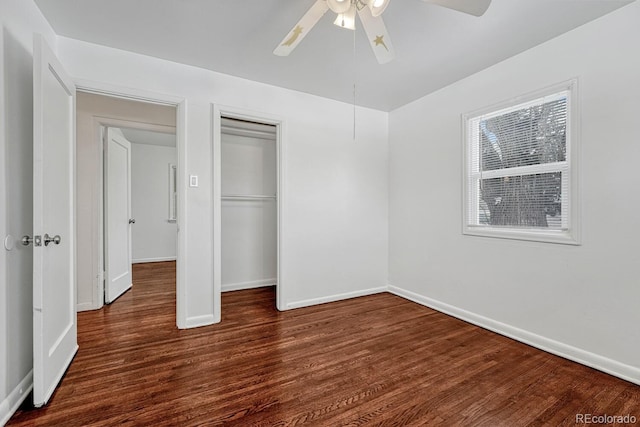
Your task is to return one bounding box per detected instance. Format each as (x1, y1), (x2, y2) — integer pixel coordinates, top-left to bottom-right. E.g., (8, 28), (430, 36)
(168, 163), (177, 222)
(462, 80), (579, 244)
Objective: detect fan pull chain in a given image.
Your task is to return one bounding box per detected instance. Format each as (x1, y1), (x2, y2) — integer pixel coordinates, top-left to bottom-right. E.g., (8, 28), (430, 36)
(353, 20), (357, 140)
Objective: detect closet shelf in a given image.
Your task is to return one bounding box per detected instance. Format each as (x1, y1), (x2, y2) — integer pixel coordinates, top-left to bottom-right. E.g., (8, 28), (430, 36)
(222, 194), (277, 201)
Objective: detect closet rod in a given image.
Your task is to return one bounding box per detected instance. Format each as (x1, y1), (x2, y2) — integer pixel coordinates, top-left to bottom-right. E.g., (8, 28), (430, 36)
(222, 194), (277, 201)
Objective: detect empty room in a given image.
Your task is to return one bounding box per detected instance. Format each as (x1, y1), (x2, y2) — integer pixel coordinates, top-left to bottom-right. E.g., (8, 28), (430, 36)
(1, 0), (639, 425)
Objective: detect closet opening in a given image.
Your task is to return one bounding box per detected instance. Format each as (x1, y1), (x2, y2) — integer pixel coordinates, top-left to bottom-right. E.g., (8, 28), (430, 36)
(218, 115), (280, 312)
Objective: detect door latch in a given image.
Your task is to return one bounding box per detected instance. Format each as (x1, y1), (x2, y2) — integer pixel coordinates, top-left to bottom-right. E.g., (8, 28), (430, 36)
(22, 235), (42, 246)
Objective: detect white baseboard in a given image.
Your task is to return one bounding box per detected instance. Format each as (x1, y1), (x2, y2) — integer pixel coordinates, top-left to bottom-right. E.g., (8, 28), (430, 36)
(76, 301), (98, 312)
(132, 257), (176, 264)
(222, 278), (276, 293)
(184, 314), (216, 329)
(0, 370), (33, 426)
(388, 284), (640, 386)
(286, 286), (387, 310)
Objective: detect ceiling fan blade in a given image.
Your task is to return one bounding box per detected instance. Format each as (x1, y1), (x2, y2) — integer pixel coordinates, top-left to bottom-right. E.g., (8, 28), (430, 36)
(421, 0), (491, 17)
(274, 0), (330, 56)
(357, 7), (395, 64)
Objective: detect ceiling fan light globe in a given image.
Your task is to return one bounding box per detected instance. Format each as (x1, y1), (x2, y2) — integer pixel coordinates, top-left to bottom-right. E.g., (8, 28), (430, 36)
(333, 7), (357, 30)
(327, 0), (352, 14)
(369, 0), (390, 16)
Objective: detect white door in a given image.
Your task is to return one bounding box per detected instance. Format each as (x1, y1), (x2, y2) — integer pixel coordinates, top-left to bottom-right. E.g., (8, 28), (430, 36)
(32, 34), (78, 407)
(104, 128), (133, 303)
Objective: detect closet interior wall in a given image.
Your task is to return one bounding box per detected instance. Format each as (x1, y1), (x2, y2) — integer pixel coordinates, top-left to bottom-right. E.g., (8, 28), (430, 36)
(221, 118), (277, 292)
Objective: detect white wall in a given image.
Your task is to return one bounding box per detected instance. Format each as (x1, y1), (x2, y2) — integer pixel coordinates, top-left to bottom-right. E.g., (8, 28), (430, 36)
(130, 141), (177, 263)
(389, 2), (640, 383)
(58, 35), (389, 323)
(76, 92), (175, 310)
(0, 25), (6, 425)
(0, 0), (58, 422)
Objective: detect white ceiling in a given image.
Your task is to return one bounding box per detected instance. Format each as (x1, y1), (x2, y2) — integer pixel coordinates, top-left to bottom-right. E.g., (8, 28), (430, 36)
(35, 0), (632, 111)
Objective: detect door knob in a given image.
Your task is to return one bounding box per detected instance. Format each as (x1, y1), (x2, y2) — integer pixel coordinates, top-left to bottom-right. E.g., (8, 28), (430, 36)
(129, 218), (136, 224)
(43, 234), (61, 246)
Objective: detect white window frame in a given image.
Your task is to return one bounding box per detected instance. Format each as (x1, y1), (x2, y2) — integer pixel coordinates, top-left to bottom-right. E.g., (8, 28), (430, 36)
(462, 79), (580, 245)
(168, 163), (177, 222)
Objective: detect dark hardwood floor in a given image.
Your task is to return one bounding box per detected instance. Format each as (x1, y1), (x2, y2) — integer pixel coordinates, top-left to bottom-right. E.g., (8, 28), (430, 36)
(9, 261), (640, 426)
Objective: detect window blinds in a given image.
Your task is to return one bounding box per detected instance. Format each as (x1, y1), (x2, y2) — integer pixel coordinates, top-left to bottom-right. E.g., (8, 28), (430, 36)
(467, 90), (570, 230)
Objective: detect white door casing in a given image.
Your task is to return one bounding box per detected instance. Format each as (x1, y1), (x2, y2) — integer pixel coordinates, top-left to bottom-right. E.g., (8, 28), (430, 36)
(104, 128), (133, 303)
(72, 83), (186, 328)
(32, 34), (78, 407)
(213, 105), (285, 321)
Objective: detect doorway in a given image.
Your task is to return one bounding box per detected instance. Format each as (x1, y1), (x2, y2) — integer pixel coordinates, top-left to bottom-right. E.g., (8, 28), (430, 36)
(221, 117), (277, 293)
(213, 106), (284, 317)
(103, 126), (178, 303)
(76, 90), (186, 327)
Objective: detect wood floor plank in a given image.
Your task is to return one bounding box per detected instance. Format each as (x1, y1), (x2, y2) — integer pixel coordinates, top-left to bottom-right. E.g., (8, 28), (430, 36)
(8, 261), (640, 426)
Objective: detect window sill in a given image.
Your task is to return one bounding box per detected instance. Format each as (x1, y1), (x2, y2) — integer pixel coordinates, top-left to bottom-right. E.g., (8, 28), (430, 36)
(463, 226), (580, 245)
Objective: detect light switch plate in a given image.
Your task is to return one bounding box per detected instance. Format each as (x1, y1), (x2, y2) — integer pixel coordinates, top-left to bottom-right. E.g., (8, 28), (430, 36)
(189, 175), (199, 187)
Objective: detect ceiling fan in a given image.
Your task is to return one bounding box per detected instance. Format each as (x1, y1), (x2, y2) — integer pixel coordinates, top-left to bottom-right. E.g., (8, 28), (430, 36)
(274, 0), (492, 64)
